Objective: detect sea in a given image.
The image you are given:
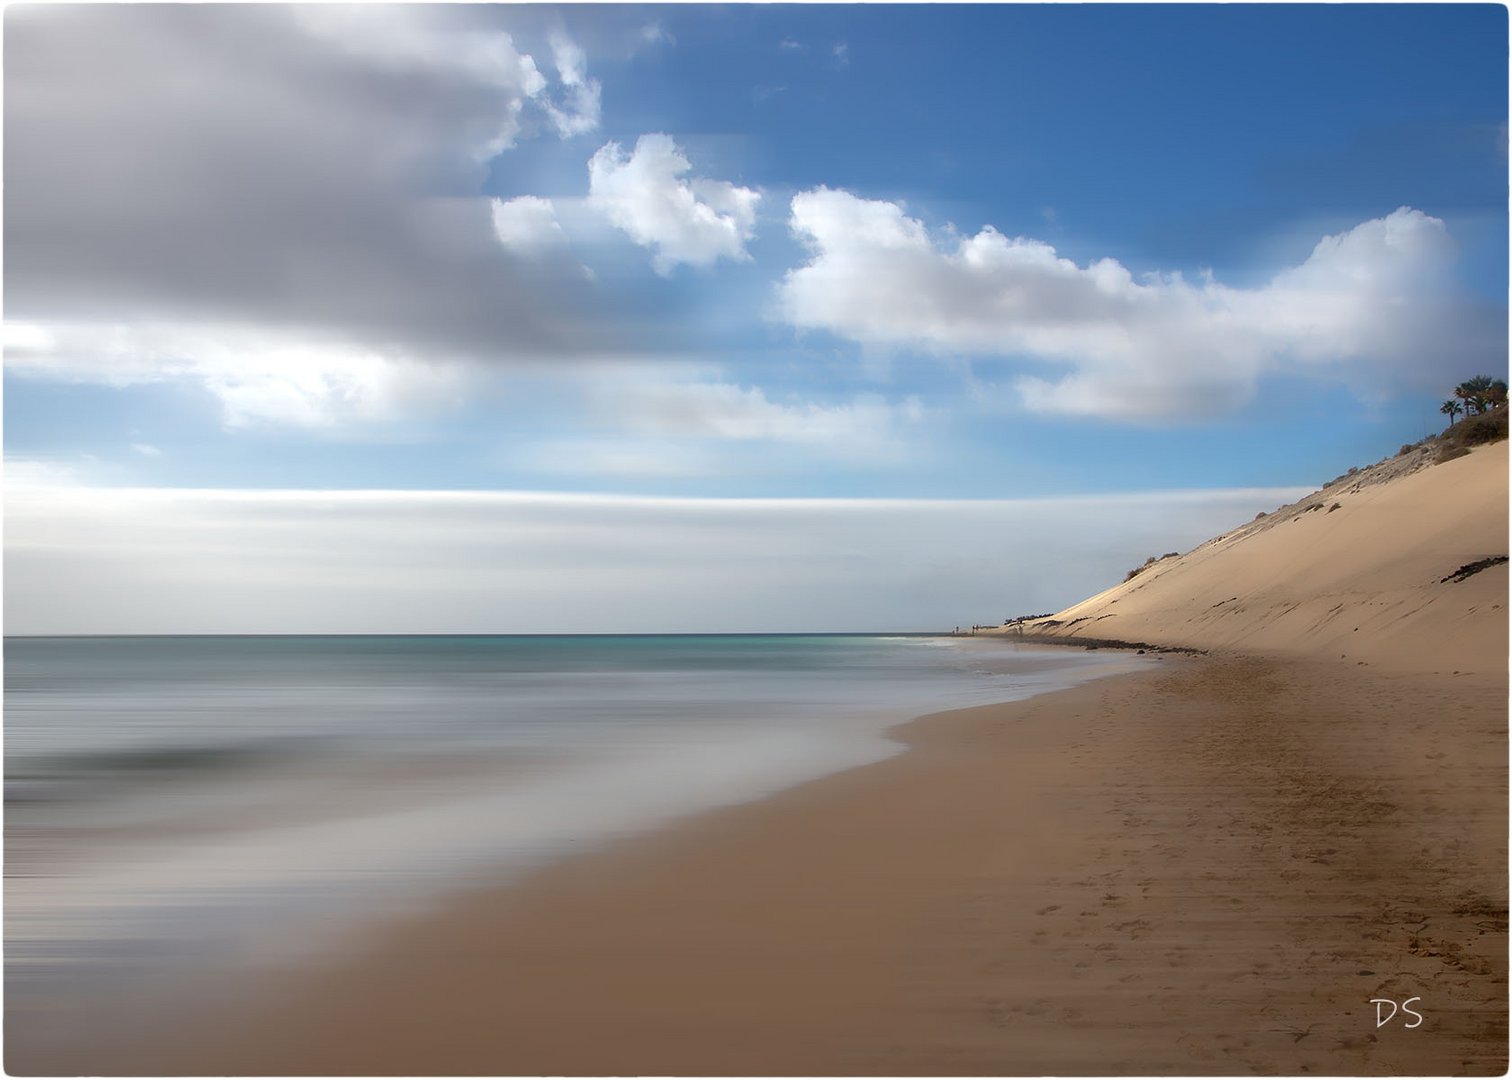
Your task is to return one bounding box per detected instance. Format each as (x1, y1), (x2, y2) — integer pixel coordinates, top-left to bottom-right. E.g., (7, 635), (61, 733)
(5, 633), (1145, 1044)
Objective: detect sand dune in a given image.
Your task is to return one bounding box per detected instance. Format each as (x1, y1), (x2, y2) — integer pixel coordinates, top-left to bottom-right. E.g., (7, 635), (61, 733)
(1002, 441), (1508, 673)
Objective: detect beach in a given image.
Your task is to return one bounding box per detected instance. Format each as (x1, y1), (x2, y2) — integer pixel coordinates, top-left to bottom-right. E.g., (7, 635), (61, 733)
(22, 655), (1502, 1075)
(7, 6), (1507, 1076)
(4, 636), (1145, 1074)
(9, 446), (1507, 1077)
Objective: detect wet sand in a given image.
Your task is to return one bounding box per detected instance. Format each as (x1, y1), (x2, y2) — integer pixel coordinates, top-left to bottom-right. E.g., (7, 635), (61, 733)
(36, 650), (1505, 1076)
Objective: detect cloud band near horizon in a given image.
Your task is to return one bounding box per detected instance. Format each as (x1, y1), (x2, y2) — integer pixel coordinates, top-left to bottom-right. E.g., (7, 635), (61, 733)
(6, 475), (1310, 635)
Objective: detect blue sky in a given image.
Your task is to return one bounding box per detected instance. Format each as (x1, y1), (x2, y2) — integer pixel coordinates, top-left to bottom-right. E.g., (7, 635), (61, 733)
(4, 4), (1507, 632)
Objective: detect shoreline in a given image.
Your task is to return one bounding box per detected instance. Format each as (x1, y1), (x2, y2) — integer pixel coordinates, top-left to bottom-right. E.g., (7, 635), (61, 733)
(5, 639), (1148, 1074)
(19, 648), (1505, 1076)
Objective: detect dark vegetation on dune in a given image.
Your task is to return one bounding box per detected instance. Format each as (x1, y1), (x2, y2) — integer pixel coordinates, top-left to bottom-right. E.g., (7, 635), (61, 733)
(1123, 552), (1181, 583)
(1441, 556), (1510, 584)
(1422, 375), (1509, 463)
(1417, 408), (1509, 463)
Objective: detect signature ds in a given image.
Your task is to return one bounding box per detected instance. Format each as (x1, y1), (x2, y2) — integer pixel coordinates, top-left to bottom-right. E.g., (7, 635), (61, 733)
(1370, 997), (1424, 1029)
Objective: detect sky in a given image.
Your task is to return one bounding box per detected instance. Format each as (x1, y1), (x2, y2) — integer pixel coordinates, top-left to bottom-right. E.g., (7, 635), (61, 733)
(4, 3), (1507, 634)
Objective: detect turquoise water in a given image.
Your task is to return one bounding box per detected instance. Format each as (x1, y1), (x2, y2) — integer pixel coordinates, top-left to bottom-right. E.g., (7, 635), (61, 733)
(6, 633), (1144, 1025)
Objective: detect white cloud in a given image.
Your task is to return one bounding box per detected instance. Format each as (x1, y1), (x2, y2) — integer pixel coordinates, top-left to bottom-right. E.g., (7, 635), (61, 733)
(130, 443), (164, 458)
(5, 458), (88, 490)
(491, 196), (570, 255)
(587, 134), (761, 274)
(780, 189), (1489, 421)
(543, 30), (602, 138)
(6, 482), (1310, 635)
(3, 322), (56, 352)
(3, 322), (473, 430)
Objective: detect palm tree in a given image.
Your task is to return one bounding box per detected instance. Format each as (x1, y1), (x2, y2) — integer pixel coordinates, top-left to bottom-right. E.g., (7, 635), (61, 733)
(1488, 379), (1508, 411)
(1457, 375), (1495, 415)
(1441, 399), (1464, 427)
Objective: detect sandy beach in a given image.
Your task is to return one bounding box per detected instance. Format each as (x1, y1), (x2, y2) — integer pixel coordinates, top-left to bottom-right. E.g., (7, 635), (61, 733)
(48, 652), (1502, 1076)
(11, 446), (1507, 1077)
(8, 7), (1508, 1077)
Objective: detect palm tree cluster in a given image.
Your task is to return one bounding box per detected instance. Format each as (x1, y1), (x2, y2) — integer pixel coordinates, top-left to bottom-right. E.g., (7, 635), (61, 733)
(1441, 375), (1508, 427)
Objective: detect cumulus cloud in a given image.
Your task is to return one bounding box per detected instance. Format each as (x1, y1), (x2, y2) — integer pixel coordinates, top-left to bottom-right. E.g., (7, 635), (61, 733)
(491, 196), (571, 256)
(587, 134), (761, 274)
(5, 5), (616, 424)
(780, 189), (1498, 420)
(6, 481), (1308, 635)
(543, 30), (602, 137)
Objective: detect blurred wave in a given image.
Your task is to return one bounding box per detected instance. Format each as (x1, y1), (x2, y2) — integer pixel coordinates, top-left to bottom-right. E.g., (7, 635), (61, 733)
(5, 633), (1146, 1055)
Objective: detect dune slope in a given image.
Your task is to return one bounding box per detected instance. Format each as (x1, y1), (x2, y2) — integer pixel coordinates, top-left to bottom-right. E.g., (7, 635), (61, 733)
(1004, 441), (1508, 673)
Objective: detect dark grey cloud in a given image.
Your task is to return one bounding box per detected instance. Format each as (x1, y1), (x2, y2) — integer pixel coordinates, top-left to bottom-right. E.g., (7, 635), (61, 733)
(4, 4), (616, 364)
